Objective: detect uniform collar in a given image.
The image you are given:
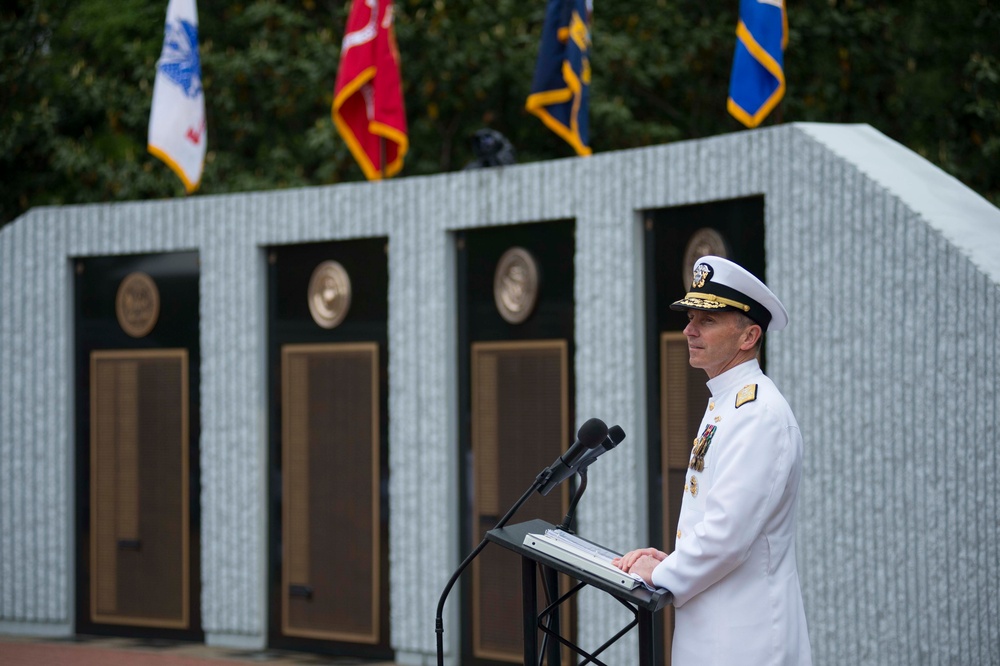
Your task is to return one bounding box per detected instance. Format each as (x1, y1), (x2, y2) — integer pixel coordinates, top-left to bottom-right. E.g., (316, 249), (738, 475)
(706, 358), (762, 397)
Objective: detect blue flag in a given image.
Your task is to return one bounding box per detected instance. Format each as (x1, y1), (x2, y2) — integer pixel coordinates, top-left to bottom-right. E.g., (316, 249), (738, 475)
(727, 0), (787, 128)
(526, 0), (591, 156)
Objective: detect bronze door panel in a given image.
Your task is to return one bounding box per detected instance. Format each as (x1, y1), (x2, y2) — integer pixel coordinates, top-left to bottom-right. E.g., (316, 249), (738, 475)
(470, 340), (569, 662)
(281, 342), (381, 643)
(90, 349), (189, 629)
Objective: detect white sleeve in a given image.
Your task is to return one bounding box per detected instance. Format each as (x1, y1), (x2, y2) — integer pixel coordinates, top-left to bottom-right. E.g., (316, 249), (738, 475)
(651, 403), (794, 606)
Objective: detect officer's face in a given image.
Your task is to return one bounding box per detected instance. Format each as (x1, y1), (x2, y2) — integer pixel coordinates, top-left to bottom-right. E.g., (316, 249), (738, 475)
(683, 310), (755, 379)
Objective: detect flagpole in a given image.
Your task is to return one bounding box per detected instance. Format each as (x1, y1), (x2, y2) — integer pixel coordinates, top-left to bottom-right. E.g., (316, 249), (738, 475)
(375, 0), (386, 178)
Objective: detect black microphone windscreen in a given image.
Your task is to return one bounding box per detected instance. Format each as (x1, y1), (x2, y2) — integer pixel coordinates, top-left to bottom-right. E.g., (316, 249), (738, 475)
(607, 425), (626, 446)
(578, 417), (608, 449)
(536, 417), (608, 496)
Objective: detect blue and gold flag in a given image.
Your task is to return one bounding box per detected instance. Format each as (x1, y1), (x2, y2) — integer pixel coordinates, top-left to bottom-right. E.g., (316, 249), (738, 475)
(727, 0), (787, 128)
(526, 0), (592, 156)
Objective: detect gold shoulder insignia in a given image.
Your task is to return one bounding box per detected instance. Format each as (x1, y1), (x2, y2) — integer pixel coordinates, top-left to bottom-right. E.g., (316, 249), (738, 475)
(735, 384), (758, 408)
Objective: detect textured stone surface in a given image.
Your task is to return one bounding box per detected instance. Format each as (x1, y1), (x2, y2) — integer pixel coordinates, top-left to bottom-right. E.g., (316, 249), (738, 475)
(1, 124), (998, 664)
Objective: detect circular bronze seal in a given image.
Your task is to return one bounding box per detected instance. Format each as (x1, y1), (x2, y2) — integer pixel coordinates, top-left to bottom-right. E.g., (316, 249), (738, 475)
(682, 228), (729, 291)
(308, 260), (352, 329)
(115, 272), (160, 338)
(493, 246), (539, 325)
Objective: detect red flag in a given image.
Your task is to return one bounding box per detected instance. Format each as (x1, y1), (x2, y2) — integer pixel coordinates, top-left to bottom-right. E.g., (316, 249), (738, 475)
(333, 0), (408, 180)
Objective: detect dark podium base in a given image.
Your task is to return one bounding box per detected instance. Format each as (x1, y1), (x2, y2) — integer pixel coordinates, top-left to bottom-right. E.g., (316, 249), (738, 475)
(486, 519), (672, 666)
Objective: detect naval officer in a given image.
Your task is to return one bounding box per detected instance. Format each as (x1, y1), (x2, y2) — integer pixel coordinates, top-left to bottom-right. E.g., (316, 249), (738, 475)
(614, 256), (811, 666)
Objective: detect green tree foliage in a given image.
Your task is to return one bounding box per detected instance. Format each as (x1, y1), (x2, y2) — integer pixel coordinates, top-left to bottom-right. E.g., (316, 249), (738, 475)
(786, 1), (1000, 207)
(2, 0), (998, 228)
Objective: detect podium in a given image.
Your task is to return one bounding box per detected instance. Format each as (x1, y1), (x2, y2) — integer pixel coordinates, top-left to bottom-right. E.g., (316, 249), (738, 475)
(486, 519), (672, 666)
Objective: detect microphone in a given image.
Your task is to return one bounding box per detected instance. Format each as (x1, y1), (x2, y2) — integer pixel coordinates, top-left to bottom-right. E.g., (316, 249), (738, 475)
(537, 417), (608, 496)
(556, 425), (626, 532)
(577, 424), (626, 470)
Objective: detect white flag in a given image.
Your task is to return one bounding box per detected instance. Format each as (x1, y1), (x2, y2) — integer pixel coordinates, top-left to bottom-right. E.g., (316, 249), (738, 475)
(148, 0), (206, 193)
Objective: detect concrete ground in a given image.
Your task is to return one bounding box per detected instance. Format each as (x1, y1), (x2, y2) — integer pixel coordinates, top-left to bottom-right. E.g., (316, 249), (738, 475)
(0, 634), (400, 666)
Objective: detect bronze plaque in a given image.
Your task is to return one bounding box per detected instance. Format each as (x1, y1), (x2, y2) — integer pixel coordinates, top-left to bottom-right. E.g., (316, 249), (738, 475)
(682, 228), (728, 291)
(281, 343), (380, 643)
(90, 349), (189, 629)
(307, 260), (352, 329)
(493, 247), (539, 324)
(115, 272), (160, 338)
(470, 340), (569, 661)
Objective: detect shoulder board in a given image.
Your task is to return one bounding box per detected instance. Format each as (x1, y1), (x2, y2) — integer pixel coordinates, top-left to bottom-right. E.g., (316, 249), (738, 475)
(735, 384), (758, 408)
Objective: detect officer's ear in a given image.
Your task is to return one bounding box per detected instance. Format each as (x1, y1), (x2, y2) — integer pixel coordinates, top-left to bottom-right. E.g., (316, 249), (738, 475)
(739, 323), (762, 351)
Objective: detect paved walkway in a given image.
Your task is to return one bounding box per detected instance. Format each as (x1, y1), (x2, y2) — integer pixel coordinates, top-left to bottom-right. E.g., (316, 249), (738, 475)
(0, 635), (399, 666)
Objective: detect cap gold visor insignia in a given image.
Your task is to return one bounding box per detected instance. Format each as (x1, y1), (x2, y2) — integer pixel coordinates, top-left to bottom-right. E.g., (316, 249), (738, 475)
(673, 291), (751, 312)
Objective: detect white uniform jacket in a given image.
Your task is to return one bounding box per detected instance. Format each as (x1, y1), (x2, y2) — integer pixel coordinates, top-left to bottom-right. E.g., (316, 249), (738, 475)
(651, 360), (811, 666)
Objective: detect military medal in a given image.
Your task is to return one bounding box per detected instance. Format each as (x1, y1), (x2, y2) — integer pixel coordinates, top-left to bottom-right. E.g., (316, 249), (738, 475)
(689, 424), (717, 471)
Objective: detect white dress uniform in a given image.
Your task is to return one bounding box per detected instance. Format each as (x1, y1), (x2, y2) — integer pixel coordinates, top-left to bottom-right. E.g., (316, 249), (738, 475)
(646, 255), (812, 666)
(651, 358), (812, 666)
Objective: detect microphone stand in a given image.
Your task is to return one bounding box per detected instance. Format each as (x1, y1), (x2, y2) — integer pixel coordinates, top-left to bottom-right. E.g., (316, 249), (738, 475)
(532, 465), (590, 663)
(435, 471), (550, 666)
(558, 425), (624, 533)
(435, 419), (614, 665)
(540, 459), (601, 661)
(558, 466), (590, 534)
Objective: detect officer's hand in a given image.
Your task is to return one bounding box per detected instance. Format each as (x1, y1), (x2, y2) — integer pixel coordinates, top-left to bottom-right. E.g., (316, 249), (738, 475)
(612, 547), (666, 571)
(627, 555), (662, 587)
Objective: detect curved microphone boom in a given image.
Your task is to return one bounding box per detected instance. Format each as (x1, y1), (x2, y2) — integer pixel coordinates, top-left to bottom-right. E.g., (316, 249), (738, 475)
(536, 417), (608, 496)
(559, 425), (627, 532)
